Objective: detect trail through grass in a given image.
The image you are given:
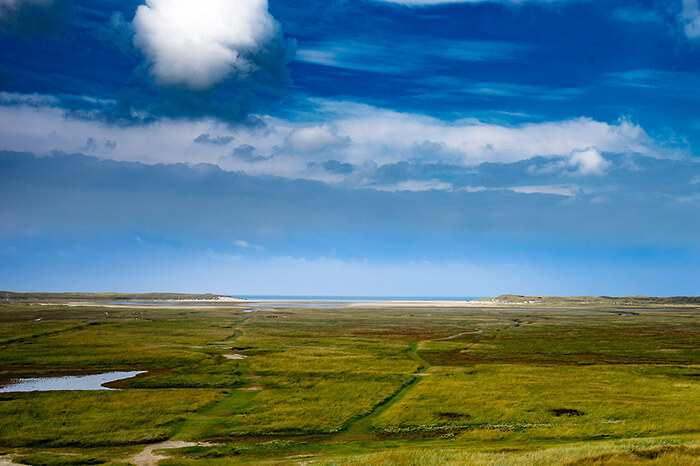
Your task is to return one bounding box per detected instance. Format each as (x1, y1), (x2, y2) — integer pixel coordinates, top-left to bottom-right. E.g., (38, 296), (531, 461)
(339, 341), (432, 437)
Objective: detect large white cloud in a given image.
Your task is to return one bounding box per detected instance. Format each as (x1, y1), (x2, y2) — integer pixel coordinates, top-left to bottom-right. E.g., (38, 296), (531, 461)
(132, 0), (287, 90)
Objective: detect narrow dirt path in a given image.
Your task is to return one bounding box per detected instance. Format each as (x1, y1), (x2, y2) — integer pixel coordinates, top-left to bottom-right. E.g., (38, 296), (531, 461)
(432, 330), (482, 341)
(0, 455), (24, 466)
(128, 440), (201, 466)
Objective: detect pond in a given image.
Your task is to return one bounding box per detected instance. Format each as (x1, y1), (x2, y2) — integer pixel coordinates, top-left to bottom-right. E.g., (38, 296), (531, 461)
(0, 371), (145, 393)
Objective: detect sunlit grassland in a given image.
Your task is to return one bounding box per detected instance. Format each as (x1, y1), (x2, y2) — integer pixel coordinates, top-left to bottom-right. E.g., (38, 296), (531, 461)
(373, 364), (700, 438)
(0, 303), (245, 381)
(178, 325), (417, 438)
(177, 375), (411, 438)
(0, 389), (224, 447)
(0, 302), (698, 464)
(320, 440), (700, 465)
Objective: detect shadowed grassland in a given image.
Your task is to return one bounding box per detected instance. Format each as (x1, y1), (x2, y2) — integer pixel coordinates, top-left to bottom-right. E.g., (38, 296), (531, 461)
(0, 300), (697, 464)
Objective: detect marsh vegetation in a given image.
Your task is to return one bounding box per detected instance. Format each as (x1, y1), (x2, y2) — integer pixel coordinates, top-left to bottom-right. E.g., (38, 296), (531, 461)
(0, 298), (697, 464)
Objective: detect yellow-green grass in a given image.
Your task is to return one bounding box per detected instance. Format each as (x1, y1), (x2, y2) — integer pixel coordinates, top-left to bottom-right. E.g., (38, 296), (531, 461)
(0, 389), (224, 447)
(178, 375), (411, 439)
(0, 302), (698, 465)
(320, 439), (700, 465)
(0, 317), (245, 370)
(123, 360), (243, 389)
(236, 328), (419, 376)
(372, 364), (700, 439)
(157, 436), (700, 465)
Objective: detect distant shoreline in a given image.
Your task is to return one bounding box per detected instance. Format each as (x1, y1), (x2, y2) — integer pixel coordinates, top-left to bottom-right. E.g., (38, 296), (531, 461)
(236, 295), (483, 301)
(2, 291), (698, 309)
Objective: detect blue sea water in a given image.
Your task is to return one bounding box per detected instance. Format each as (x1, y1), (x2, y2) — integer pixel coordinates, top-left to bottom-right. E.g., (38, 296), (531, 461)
(237, 296), (482, 301)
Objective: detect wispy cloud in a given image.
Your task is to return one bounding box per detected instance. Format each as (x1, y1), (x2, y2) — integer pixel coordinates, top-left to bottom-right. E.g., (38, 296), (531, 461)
(681, 0), (700, 40)
(611, 6), (665, 25)
(374, 0), (569, 6)
(439, 80), (585, 101)
(603, 69), (700, 103)
(295, 38), (530, 74)
(234, 239), (265, 251)
(506, 184), (583, 197)
(370, 179), (454, 192)
(604, 69), (667, 88)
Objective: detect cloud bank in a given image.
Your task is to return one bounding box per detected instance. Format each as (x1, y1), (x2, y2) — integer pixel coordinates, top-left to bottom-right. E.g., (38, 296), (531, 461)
(132, 0), (289, 90)
(0, 100), (680, 187)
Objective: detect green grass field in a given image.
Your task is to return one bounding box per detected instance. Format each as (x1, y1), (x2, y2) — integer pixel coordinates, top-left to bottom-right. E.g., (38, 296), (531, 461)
(0, 300), (698, 465)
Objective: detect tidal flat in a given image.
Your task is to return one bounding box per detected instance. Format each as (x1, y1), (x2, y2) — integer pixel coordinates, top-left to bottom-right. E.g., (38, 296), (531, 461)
(0, 296), (698, 465)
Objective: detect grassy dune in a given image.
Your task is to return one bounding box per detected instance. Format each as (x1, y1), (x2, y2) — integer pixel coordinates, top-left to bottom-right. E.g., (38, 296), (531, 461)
(0, 301), (698, 464)
(475, 294), (700, 308)
(0, 292), (236, 303)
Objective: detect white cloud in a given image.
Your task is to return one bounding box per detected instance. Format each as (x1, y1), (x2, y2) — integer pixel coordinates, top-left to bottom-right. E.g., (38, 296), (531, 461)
(0, 91), (58, 106)
(132, 0), (287, 90)
(529, 148), (612, 177)
(567, 148), (611, 176)
(234, 239), (265, 251)
(371, 180), (453, 192)
(324, 103), (668, 167)
(508, 184), (583, 196)
(286, 125), (349, 153)
(682, 0), (700, 39)
(0, 97), (679, 187)
(459, 184), (582, 197)
(295, 39), (529, 74)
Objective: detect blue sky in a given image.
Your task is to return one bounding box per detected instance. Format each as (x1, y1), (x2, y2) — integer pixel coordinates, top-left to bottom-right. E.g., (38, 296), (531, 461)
(0, 0), (698, 296)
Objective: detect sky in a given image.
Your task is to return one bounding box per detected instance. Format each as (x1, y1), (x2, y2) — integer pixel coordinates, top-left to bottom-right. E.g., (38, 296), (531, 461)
(0, 0), (699, 296)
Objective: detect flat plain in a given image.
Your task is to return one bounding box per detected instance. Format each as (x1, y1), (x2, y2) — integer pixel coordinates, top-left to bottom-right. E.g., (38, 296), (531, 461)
(0, 294), (698, 465)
